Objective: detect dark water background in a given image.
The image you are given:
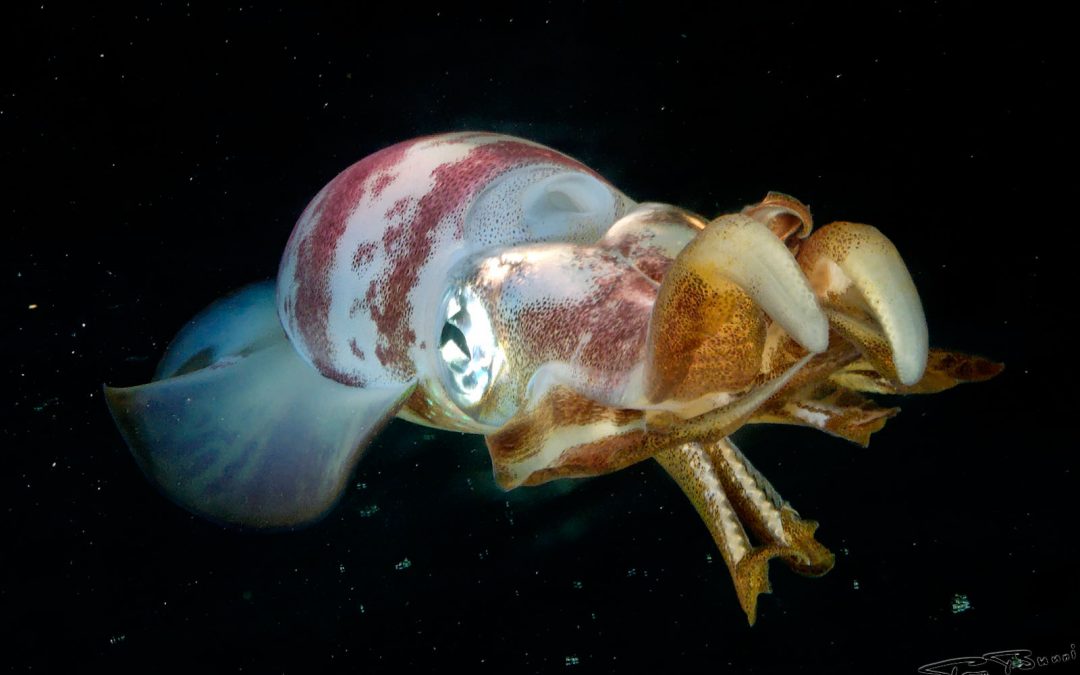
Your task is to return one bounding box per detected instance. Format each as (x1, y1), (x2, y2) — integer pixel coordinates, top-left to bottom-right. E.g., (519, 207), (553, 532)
(3, 3), (1074, 673)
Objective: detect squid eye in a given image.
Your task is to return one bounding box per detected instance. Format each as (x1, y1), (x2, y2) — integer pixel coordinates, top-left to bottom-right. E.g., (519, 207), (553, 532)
(436, 284), (509, 424)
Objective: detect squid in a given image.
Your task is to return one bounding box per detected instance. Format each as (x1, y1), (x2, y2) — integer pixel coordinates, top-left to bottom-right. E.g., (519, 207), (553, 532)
(105, 132), (1001, 623)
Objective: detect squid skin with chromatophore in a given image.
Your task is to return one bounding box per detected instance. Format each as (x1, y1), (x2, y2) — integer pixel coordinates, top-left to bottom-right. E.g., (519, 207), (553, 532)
(106, 132), (1002, 623)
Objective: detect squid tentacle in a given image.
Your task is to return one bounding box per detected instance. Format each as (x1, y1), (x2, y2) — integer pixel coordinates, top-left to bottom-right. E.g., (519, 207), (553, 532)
(655, 437), (834, 625)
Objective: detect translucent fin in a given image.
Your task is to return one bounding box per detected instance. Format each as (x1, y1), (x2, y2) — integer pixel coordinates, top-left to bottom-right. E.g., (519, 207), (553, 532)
(107, 343), (413, 528)
(154, 281), (284, 380)
(106, 282), (414, 528)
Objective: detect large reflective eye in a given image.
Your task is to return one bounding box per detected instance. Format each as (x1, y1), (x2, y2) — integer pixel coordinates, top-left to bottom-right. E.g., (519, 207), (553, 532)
(436, 284), (509, 424)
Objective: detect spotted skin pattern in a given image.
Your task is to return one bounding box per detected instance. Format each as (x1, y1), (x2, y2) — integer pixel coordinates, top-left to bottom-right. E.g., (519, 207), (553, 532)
(277, 132), (632, 388)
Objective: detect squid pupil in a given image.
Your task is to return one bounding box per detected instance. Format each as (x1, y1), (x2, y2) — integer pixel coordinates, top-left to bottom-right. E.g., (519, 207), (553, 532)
(440, 321), (470, 360)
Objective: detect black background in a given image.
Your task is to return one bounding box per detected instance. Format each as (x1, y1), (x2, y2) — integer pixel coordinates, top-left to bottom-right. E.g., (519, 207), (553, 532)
(3, 3), (1074, 673)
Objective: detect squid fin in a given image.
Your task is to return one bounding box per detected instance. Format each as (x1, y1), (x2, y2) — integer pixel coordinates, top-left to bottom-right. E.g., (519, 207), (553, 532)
(106, 282), (414, 528)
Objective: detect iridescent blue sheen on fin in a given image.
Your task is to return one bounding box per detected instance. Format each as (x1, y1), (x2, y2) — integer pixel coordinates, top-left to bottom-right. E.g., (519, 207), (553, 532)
(105, 282), (414, 528)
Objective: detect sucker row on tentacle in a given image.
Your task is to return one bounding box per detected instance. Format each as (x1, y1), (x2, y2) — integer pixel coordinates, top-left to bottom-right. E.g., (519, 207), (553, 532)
(655, 438), (833, 624)
(105, 133), (1001, 623)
